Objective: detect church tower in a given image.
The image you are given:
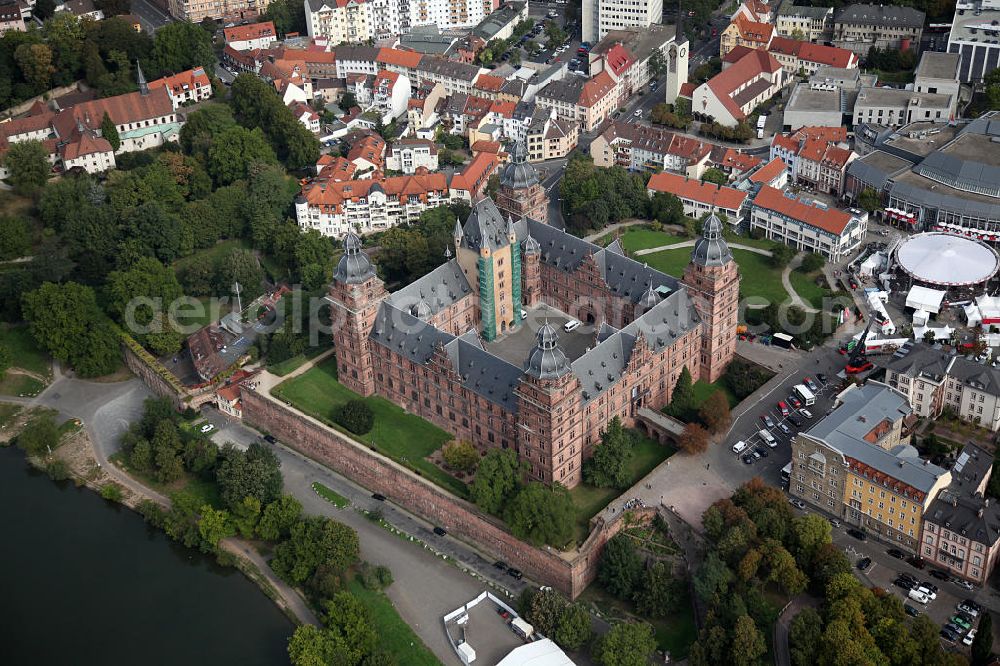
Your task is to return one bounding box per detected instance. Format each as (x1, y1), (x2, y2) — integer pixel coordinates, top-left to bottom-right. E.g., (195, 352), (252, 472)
(516, 323), (583, 486)
(328, 233), (388, 396)
(682, 213), (739, 383)
(522, 230), (541, 307)
(495, 140), (547, 223)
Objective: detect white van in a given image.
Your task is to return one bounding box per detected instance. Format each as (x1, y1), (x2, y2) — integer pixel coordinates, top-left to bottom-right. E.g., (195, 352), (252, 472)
(732, 440), (748, 454)
(908, 588), (930, 605)
(759, 430), (777, 448)
(563, 319), (582, 332)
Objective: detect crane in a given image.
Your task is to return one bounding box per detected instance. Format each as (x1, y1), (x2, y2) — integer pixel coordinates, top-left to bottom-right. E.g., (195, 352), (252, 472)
(845, 317), (876, 375)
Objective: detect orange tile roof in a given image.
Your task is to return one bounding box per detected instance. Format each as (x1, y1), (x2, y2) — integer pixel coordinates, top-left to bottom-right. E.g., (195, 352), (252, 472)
(719, 148), (761, 171)
(474, 74), (505, 92)
(318, 156), (358, 181)
(488, 100), (516, 118)
(753, 185), (852, 235)
(66, 87), (173, 129)
(347, 134), (386, 166)
(224, 21), (276, 44)
(722, 45), (755, 64)
(604, 44), (634, 78)
(679, 82), (696, 97)
(732, 13), (774, 44)
(301, 172), (449, 212)
(217, 384), (241, 402)
(449, 151), (498, 194)
(61, 131), (113, 160)
(147, 67), (211, 97)
(374, 69), (400, 88)
(706, 49), (781, 121)
(748, 157), (785, 184)
(471, 139), (501, 154)
(647, 171), (748, 210)
(377, 47), (422, 69)
(580, 70), (616, 108)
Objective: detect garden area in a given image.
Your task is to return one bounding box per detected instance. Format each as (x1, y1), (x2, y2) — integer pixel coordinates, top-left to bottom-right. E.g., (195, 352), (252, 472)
(0, 324), (52, 398)
(271, 356), (464, 497)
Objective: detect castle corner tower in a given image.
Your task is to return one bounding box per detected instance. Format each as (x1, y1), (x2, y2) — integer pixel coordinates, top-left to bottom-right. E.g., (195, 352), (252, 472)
(682, 213), (739, 383)
(495, 140), (547, 223)
(328, 232), (388, 396)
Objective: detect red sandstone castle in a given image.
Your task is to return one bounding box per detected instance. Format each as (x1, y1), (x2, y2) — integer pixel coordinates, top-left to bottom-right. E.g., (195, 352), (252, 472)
(328, 158), (739, 489)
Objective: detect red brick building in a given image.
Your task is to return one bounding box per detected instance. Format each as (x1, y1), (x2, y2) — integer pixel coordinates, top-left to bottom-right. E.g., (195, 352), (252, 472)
(328, 198), (739, 487)
(495, 141), (547, 222)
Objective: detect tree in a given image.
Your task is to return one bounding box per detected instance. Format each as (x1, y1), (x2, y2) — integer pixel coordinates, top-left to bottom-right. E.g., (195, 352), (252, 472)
(858, 187), (881, 213)
(648, 49), (669, 78)
(678, 423), (710, 454)
(598, 534), (642, 599)
(699, 391), (731, 434)
(338, 91), (357, 112)
(693, 551), (733, 601)
(34, 0), (56, 19)
(151, 21), (215, 76)
(287, 625), (339, 666)
(442, 440), (479, 471)
(791, 514), (831, 572)
(106, 255), (183, 324)
(0, 342), (9, 380)
(583, 416), (634, 488)
(17, 414), (60, 456)
(593, 622), (657, 666)
(701, 168), (727, 186)
(555, 603), (593, 650)
(648, 191), (684, 225)
(22, 282), (120, 377)
(207, 126), (277, 186)
(334, 399), (374, 435)
(321, 592), (378, 663)
(0, 215), (31, 261)
(470, 448), (521, 514)
(257, 495), (303, 541)
(216, 442), (284, 511)
(800, 252), (825, 273)
(215, 247), (265, 300)
(665, 366), (695, 420)
(788, 607), (822, 666)
(973, 611), (993, 666)
(15, 43), (55, 90)
(100, 112), (121, 152)
(180, 104), (238, 162)
(504, 482), (575, 547)
(527, 589), (567, 636)
(633, 561), (680, 617)
(730, 614), (766, 666)
(198, 505), (235, 551)
(271, 515), (360, 586)
(768, 243), (796, 269)
(262, 0), (308, 35)
(3, 140), (49, 194)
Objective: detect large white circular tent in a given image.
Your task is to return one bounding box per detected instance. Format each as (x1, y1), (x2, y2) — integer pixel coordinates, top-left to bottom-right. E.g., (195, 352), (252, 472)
(895, 232), (1000, 287)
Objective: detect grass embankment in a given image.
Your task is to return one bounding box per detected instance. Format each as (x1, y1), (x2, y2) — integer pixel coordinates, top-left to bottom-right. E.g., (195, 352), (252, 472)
(268, 345), (332, 377)
(644, 247), (789, 303)
(312, 481), (350, 508)
(110, 450), (223, 508)
(691, 379), (738, 409)
(272, 357), (465, 497)
(0, 404), (21, 429)
(347, 579), (442, 666)
(0, 325), (52, 397)
(568, 434), (674, 542)
(789, 269), (828, 310)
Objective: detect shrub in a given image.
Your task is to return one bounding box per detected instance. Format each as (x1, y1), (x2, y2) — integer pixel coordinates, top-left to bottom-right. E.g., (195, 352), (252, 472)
(335, 399), (374, 435)
(45, 459), (71, 481)
(100, 483), (124, 502)
(442, 440), (479, 471)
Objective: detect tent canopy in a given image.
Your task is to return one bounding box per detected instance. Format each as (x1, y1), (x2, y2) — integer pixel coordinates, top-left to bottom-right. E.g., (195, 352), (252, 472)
(906, 285), (946, 314)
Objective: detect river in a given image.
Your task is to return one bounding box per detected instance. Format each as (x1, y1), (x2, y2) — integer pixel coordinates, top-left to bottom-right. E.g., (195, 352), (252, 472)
(0, 446), (294, 665)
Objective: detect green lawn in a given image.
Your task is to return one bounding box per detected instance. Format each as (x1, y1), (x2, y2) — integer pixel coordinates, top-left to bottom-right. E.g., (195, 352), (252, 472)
(171, 296), (227, 331)
(0, 404), (20, 429)
(691, 379), (738, 409)
(268, 344), (333, 377)
(273, 357), (466, 497)
(0, 373), (46, 397)
(619, 228), (689, 252)
(789, 270), (828, 310)
(172, 239), (251, 277)
(0, 324), (51, 377)
(347, 579), (442, 666)
(312, 481), (350, 508)
(643, 247), (789, 303)
(569, 434), (673, 544)
(725, 235), (779, 252)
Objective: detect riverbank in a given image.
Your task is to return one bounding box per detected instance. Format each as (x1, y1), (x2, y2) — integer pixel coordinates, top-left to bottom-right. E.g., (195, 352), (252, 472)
(0, 405), (317, 629)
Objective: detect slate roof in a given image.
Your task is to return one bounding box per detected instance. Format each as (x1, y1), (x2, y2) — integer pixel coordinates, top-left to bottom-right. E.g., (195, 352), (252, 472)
(805, 382), (948, 494)
(387, 259), (473, 318)
(444, 332), (523, 411)
(885, 343), (956, 382)
(834, 3), (925, 28)
(460, 197), (512, 253)
(926, 443), (1000, 546)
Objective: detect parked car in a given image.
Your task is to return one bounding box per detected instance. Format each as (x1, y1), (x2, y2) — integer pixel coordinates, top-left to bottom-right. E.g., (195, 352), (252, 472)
(929, 569), (950, 581)
(951, 615), (972, 631)
(800, 408), (813, 419)
(908, 588), (931, 604)
(857, 557), (872, 571)
(494, 560), (508, 570)
(742, 453), (754, 464)
(788, 415), (802, 427)
(778, 423), (791, 435)
(200, 423), (215, 433)
(887, 548), (906, 559)
(371, 493), (386, 501)
(829, 518), (840, 528)
(777, 401), (790, 416)
(751, 449), (762, 460)
(756, 447), (768, 458)
(760, 414), (775, 428)
(940, 628), (959, 642)
(893, 577), (915, 590)
(803, 377), (819, 391)
(507, 567), (523, 579)
(847, 528), (867, 541)
(956, 580), (976, 591)
(633, 108), (643, 118)
(906, 556), (926, 569)
(816, 373), (828, 383)
(263, 434), (278, 444)
(433, 526), (448, 536)
(732, 440), (748, 454)
(792, 499), (806, 510)
(916, 585), (936, 601)
(963, 629), (977, 646)
(960, 599), (982, 614)
(563, 319), (582, 332)
(904, 604), (921, 617)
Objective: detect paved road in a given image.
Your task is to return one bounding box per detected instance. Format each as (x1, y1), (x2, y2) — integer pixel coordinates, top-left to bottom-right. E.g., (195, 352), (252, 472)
(130, 0), (174, 33)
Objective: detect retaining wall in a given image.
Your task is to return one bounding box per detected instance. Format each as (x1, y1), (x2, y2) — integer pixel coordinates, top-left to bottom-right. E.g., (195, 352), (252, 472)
(241, 387), (650, 598)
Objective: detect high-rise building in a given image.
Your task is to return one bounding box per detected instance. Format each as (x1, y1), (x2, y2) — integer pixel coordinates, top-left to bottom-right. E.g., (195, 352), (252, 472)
(582, 0), (663, 43)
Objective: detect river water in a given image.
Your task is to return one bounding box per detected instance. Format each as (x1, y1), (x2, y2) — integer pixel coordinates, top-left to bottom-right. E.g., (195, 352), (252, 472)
(0, 446), (294, 665)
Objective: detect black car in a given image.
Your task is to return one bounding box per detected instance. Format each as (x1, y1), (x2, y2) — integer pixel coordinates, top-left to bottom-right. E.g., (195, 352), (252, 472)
(920, 581), (938, 593)
(904, 604), (921, 617)
(963, 599), (983, 612)
(263, 434), (277, 444)
(887, 548), (906, 559)
(817, 373), (828, 383)
(857, 557), (872, 572)
(893, 577), (915, 590)
(742, 453), (754, 464)
(433, 526), (448, 536)
(847, 528), (868, 541)
(907, 556), (926, 569)
(940, 628), (959, 642)
(494, 560), (508, 570)
(507, 567), (523, 580)
(371, 493), (386, 501)
(929, 569), (950, 581)
(756, 447), (769, 458)
(788, 415), (802, 427)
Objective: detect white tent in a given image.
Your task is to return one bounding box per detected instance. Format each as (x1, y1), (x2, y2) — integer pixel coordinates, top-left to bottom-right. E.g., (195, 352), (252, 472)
(859, 251), (885, 277)
(497, 639), (576, 666)
(905, 285), (946, 315)
(913, 309), (930, 327)
(913, 324), (953, 341)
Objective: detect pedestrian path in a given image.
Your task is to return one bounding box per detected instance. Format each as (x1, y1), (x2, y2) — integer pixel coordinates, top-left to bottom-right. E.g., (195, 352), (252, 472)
(781, 253), (819, 313)
(633, 239), (774, 257)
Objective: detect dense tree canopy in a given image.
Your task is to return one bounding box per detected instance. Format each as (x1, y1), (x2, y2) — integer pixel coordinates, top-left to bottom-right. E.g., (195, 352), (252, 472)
(4, 140), (50, 194)
(583, 417), (634, 489)
(470, 448), (522, 514)
(216, 442), (284, 511)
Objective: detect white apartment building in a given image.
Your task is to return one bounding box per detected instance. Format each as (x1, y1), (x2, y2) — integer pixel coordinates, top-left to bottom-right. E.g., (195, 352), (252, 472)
(167, 0), (268, 22)
(913, 51), (962, 117)
(776, 4), (833, 42)
(582, 0), (663, 43)
(372, 70), (412, 122)
(853, 87), (954, 128)
(750, 185), (868, 261)
(947, 0), (1000, 82)
(386, 138), (439, 173)
(408, 0), (489, 31)
(305, 0), (375, 44)
(223, 21), (277, 51)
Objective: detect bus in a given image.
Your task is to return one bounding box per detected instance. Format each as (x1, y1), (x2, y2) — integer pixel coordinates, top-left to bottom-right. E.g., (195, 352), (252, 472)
(793, 384), (815, 406)
(772, 332), (794, 349)
(781, 462), (792, 484)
